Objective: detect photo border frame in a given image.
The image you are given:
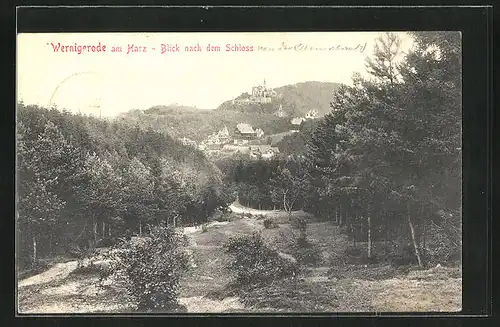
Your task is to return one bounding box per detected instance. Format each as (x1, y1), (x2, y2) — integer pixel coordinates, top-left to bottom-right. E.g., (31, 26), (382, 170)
(5, 4), (494, 327)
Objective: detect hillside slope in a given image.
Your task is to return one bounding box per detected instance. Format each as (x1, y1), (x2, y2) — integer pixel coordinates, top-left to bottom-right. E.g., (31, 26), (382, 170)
(118, 107), (292, 142)
(217, 81), (341, 117)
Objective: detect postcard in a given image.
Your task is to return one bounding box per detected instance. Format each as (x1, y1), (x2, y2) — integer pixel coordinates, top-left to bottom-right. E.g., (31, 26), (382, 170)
(16, 31), (462, 314)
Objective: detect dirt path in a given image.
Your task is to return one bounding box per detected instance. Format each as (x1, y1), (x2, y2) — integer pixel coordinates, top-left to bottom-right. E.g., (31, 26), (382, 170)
(177, 218), (259, 313)
(229, 201), (313, 222)
(19, 261), (79, 288)
(229, 201), (278, 216)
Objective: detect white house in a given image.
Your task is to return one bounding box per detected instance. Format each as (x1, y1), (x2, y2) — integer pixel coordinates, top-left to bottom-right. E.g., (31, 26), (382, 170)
(291, 117), (305, 125)
(305, 109), (319, 119)
(262, 148), (279, 160)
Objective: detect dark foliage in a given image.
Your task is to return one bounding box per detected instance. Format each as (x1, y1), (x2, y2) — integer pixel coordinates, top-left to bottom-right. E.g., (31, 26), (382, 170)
(100, 224), (190, 311)
(223, 232), (299, 285)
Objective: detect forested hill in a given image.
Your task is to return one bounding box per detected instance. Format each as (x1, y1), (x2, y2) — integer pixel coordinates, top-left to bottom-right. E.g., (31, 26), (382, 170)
(118, 106), (293, 142)
(16, 104), (231, 268)
(117, 82), (341, 142)
(216, 81), (342, 116)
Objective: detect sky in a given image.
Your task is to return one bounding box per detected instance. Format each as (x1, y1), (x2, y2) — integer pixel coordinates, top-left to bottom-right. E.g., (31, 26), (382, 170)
(17, 32), (414, 117)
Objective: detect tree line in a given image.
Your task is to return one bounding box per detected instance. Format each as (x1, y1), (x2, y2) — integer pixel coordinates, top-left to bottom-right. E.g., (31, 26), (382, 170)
(17, 104), (231, 269)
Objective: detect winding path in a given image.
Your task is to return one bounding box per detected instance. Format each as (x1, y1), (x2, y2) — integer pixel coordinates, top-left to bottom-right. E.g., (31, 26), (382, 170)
(228, 201), (311, 218)
(229, 201), (279, 216)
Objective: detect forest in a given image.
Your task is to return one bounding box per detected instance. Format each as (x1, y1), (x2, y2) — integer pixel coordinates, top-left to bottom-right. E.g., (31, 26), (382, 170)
(16, 104), (231, 270)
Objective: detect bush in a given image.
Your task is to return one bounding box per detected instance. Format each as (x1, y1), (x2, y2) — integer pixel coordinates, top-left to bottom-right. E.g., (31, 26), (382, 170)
(389, 243), (418, 267)
(215, 212), (233, 222)
(423, 222), (461, 265)
(223, 232), (299, 285)
(343, 246), (370, 264)
(100, 224), (190, 312)
(293, 238), (322, 266)
(263, 218), (279, 229)
(70, 261), (102, 276)
(95, 237), (118, 248)
(291, 217), (307, 240)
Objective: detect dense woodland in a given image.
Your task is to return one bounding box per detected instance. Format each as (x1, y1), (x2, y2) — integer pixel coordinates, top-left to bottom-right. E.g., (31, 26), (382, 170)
(17, 32), (461, 272)
(16, 105), (231, 269)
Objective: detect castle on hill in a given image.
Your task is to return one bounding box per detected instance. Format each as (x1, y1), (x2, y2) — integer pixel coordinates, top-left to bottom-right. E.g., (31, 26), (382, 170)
(232, 79), (278, 105)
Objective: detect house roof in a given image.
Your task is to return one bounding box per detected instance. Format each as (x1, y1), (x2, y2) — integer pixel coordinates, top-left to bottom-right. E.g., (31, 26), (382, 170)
(236, 123), (255, 134)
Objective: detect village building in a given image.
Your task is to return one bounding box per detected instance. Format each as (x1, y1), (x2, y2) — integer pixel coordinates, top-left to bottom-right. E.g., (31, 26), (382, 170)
(205, 143), (222, 150)
(249, 151), (261, 160)
(249, 145), (280, 160)
(202, 125), (232, 147)
(291, 117), (305, 125)
(262, 149), (278, 160)
(179, 137), (197, 148)
(222, 144), (251, 154)
(233, 139), (249, 145)
(305, 109), (319, 120)
(274, 104), (287, 118)
(216, 125), (231, 144)
(234, 123), (257, 140)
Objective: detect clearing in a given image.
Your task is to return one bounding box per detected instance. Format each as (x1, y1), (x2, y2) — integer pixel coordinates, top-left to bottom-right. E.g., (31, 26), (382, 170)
(17, 204), (462, 313)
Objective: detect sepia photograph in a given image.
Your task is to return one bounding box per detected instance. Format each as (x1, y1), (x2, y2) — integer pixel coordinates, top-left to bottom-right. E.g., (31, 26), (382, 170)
(16, 31), (462, 314)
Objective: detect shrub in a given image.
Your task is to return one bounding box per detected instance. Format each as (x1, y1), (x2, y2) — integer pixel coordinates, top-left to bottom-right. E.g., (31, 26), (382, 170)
(100, 224), (190, 312)
(70, 261), (102, 276)
(343, 246), (368, 264)
(255, 214), (267, 220)
(389, 243), (418, 267)
(423, 222), (461, 265)
(215, 212), (233, 222)
(223, 232), (299, 285)
(95, 237), (118, 248)
(293, 238), (322, 266)
(291, 217), (307, 240)
(263, 218), (279, 229)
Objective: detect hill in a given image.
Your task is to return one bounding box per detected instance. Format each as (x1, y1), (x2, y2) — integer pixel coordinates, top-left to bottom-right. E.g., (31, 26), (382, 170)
(117, 81), (340, 143)
(118, 106), (292, 143)
(216, 81), (341, 117)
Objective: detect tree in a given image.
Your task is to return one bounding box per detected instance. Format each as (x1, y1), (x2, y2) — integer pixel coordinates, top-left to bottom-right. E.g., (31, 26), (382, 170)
(303, 32), (461, 266)
(78, 153), (124, 243)
(17, 121), (66, 267)
(120, 157), (156, 234)
(270, 159), (308, 219)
